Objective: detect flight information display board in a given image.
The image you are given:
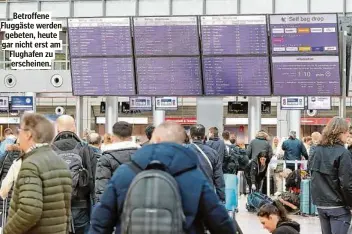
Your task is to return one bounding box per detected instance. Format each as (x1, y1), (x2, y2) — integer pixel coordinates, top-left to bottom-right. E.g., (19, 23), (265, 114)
(201, 15), (268, 55)
(136, 57), (202, 96)
(272, 56), (340, 96)
(200, 15), (271, 96)
(133, 16), (199, 56)
(203, 57), (270, 95)
(68, 17), (136, 96)
(270, 14), (339, 55)
(71, 57), (135, 96)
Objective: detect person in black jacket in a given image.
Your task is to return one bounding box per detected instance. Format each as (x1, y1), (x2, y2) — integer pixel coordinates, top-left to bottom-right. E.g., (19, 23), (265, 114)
(245, 151), (269, 193)
(53, 115), (97, 234)
(247, 130), (273, 160)
(207, 126), (228, 163)
(95, 121), (141, 203)
(311, 117), (352, 234)
(185, 124), (225, 202)
(257, 200), (300, 234)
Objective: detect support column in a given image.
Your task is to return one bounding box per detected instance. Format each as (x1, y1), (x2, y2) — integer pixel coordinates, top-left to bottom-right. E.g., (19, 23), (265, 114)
(196, 97), (224, 134)
(248, 97), (261, 141)
(82, 97), (91, 132)
(105, 97), (118, 134)
(340, 31), (347, 118)
(25, 92), (36, 113)
(75, 96), (83, 137)
(276, 104), (289, 139)
(153, 97), (165, 127)
(288, 110), (301, 139)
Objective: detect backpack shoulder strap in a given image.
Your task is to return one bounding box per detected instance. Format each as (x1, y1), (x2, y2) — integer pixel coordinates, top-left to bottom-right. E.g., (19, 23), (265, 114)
(103, 151), (122, 165)
(125, 161), (142, 175)
(192, 143), (213, 171)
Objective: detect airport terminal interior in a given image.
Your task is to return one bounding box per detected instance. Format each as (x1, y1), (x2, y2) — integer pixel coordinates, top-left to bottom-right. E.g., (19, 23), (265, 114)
(2, 0), (352, 233)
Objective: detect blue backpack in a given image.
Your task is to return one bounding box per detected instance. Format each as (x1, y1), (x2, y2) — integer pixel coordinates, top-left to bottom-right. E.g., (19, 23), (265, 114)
(246, 192), (273, 212)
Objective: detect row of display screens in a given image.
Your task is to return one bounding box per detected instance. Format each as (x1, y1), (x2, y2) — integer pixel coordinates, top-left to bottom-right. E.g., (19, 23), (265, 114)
(68, 14), (340, 96)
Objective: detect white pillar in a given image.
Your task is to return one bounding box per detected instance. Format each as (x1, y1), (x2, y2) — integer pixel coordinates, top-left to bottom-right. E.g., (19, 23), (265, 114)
(288, 110), (301, 139)
(75, 97), (83, 137)
(248, 97), (261, 141)
(276, 104), (289, 139)
(196, 97), (224, 133)
(105, 97), (118, 134)
(153, 97), (165, 127)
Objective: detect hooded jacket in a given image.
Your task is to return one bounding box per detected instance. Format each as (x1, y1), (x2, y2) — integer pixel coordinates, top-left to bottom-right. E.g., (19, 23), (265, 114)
(52, 131), (97, 228)
(247, 132), (273, 160)
(185, 140), (225, 202)
(207, 137), (228, 163)
(273, 220), (300, 234)
(244, 155), (269, 186)
(95, 141), (140, 202)
(90, 143), (236, 234)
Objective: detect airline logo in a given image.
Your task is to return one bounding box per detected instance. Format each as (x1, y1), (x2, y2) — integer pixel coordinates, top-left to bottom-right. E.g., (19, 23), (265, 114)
(312, 47), (324, 52)
(285, 28), (297, 33)
(310, 28), (323, 33)
(273, 47), (285, 52)
(324, 46), (337, 51)
(324, 28), (336, 33)
(272, 37), (284, 43)
(298, 28), (310, 33)
(286, 47), (298, 52)
(299, 46), (311, 52)
(272, 28), (284, 33)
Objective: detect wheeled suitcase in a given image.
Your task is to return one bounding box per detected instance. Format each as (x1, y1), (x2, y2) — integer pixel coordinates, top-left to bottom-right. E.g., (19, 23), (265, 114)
(237, 171), (248, 195)
(300, 179), (317, 215)
(224, 174), (238, 212)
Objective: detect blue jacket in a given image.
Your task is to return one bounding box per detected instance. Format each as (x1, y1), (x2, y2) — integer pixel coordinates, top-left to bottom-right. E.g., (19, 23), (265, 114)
(207, 137), (228, 163)
(89, 143), (235, 234)
(0, 137), (16, 159)
(282, 138), (308, 162)
(185, 141), (225, 202)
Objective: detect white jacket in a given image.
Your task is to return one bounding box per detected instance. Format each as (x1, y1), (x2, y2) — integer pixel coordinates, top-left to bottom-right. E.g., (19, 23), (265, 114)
(0, 158), (22, 199)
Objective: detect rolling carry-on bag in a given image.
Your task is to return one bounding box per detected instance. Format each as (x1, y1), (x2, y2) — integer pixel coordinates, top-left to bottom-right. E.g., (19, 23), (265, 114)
(237, 171), (248, 195)
(224, 174), (238, 212)
(300, 179), (317, 215)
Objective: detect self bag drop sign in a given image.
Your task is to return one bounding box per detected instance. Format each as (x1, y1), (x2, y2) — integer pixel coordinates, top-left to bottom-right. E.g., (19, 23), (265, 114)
(280, 97), (305, 110)
(11, 96), (33, 111)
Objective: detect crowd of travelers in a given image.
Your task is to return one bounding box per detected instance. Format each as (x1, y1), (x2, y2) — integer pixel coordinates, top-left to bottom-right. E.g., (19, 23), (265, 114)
(0, 114), (351, 234)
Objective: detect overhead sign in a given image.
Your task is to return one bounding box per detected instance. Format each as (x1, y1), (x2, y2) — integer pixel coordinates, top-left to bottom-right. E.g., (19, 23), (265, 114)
(228, 102), (248, 114)
(155, 97), (178, 111)
(281, 96), (305, 110)
(129, 97), (152, 111)
(11, 96), (33, 111)
(307, 96), (331, 110)
(0, 97), (9, 111)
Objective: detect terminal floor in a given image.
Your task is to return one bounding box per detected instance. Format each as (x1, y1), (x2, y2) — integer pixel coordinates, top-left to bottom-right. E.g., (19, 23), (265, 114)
(235, 195), (321, 234)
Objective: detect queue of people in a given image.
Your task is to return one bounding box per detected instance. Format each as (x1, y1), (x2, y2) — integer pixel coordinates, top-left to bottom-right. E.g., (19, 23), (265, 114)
(0, 114), (352, 234)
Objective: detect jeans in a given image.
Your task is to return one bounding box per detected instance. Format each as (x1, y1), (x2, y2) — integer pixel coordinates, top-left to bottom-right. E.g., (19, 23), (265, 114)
(317, 207), (351, 234)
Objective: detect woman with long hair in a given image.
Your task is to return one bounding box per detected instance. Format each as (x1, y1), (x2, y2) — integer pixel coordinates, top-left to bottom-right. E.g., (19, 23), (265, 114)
(311, 117), (352, 234)
(257, 200), (300, 233)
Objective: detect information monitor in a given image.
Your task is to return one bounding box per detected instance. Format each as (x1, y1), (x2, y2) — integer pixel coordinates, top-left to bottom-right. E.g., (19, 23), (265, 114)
(133, 16), (203, 96)
(200, 15), (271, 96)
(68, 17), (136, 96)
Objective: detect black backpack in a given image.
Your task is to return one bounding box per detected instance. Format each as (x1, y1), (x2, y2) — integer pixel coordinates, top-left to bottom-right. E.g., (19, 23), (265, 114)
(223, 145), (249, 174)
(121, 160), (186, 234)
(52, 142), (89, 200)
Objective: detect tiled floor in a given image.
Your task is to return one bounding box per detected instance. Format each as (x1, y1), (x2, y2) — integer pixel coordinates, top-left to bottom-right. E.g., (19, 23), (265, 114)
(235, 195), (322, 234)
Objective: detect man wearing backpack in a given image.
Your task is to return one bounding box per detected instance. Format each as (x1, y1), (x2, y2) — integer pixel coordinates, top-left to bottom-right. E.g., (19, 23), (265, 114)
(89, 122), (236, 234)
(207, 126), (228, 163)
(95, 121), (140, 202)
(52, 115), (97, 234)
(186, 124), (225, 203)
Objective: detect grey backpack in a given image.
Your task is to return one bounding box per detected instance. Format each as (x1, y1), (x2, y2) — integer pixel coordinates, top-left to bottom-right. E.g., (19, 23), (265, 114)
(52, 143), (89, 199)
(121, 160), (186, 234)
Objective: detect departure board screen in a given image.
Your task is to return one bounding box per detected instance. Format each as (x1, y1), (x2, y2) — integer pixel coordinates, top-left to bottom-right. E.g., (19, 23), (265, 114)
(272, 56), (340, 96)
(68, 18), (133, 57)
(68, 17), (136, 96)
(133, 16), (199, 56)
(270, 14), (339, 55)
(136, 57), (202, 96)
(71, 57), (135, 96)
(201, 15), (268, 55)
(200, 15), (270, 96)
(203, 57), (271, 96)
